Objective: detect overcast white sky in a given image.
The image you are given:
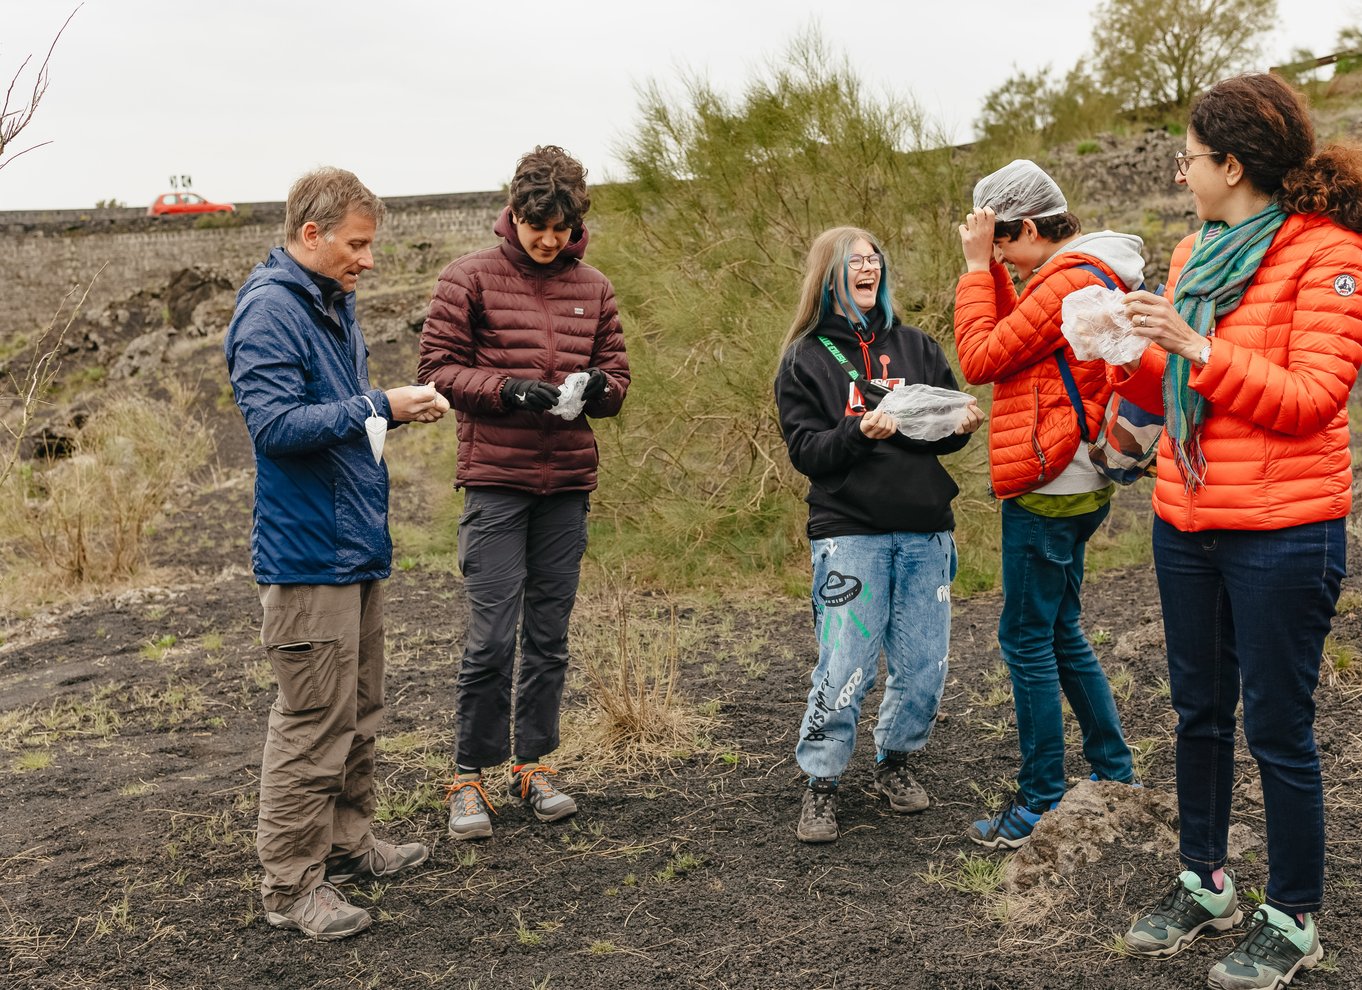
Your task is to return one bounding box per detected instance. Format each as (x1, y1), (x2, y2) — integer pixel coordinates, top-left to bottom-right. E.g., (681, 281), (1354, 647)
(0, 0), (1357, 210)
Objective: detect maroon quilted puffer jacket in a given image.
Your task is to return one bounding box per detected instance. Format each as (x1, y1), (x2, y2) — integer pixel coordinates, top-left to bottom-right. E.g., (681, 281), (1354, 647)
(417, 207), (629, 494)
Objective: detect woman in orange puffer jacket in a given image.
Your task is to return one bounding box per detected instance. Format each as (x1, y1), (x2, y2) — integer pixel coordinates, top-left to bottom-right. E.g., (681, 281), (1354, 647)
(1115, 74), (1362, 990)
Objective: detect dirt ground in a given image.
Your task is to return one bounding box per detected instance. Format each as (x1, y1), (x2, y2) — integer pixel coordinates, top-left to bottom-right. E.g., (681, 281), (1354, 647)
(2, 255), (1361, 989)
(3, 382), (1362, 990)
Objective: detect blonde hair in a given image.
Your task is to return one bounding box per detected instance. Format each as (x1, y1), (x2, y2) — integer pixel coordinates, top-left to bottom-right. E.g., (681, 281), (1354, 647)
(284, 166), (386, 245)
(777, 226), (892, 367)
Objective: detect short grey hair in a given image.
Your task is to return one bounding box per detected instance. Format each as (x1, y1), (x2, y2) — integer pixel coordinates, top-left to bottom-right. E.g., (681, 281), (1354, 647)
(284, 166), (385, 244)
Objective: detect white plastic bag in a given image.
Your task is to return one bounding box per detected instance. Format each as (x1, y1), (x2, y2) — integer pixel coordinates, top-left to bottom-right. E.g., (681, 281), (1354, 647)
(548, 372), (590, 420)
(1060, 285), (1150, 365)
(361, 394), (386, 464)
(876, 384), (975, 441)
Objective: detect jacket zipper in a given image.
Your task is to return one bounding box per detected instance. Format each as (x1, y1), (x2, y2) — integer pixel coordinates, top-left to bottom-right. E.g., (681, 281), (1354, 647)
(1031, 385), (1047, 482)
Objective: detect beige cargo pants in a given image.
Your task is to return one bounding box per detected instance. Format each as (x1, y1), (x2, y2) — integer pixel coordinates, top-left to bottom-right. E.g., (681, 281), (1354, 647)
(255, 581), (384, 912)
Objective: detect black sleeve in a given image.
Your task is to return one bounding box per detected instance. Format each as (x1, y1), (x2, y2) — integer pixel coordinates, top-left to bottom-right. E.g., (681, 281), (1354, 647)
(774, 346), (878, 480)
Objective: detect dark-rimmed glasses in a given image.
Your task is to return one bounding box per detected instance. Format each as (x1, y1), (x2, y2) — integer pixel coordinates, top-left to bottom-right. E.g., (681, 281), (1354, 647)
(848, 253), (883, 271)
(1175, 150), (1218, 175)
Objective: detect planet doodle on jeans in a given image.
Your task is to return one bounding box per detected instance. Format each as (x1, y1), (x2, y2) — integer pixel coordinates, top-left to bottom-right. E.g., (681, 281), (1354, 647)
(818, 570), (863, 607)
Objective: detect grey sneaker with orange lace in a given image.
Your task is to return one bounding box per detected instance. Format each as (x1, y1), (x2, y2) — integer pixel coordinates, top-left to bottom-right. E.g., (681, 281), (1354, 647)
(446, 775), (496, 840)
(327, 838), (430, 884)
(510, 764), (578, 822)
(266, 882), (372, 940)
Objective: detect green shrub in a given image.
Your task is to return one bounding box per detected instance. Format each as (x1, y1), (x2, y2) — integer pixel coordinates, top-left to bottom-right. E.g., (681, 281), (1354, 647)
(589, 30), (993, 591)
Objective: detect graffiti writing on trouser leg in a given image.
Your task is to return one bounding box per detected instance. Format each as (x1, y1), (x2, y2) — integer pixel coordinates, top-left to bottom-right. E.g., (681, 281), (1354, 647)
(804, 667), (863, 742)
(805, 569), (870, 742)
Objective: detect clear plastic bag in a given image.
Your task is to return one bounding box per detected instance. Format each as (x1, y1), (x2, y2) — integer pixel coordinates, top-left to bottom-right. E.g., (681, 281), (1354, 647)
(1060, 285), (1150, 365)
(876, 384), (975, 441)
(548, 372), (590, 420)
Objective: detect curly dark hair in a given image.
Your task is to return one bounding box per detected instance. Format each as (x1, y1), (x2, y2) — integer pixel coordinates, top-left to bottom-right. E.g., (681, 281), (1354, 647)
(1190, 73), (1362, 233)
(507, 145), (591, 229)
(992, 211), (1082, 243)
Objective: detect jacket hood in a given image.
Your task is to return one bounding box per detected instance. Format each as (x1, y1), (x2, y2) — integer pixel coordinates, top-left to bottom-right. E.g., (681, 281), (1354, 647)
(813, 308), (892, 345)
(236, 247), (357, 321)
(494, 205), (589, 269)
(1056, 230), (1147, 291)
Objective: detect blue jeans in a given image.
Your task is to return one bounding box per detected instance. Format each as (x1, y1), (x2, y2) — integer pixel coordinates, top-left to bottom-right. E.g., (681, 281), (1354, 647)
(1154, 516), (1344, 915)
(796, 531), (955, 781)
(999, 499), (1133, 810)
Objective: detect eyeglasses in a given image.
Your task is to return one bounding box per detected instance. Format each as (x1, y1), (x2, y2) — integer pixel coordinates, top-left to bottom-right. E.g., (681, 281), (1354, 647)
(1174, 150), (1218, 175)
(847, 253), (883, 271)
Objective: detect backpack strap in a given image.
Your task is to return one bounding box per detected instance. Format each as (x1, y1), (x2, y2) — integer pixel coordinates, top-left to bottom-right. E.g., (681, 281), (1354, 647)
(1052, 262), (1140, 443)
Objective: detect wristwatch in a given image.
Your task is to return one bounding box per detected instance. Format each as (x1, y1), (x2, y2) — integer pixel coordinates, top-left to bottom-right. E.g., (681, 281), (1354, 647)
(1196, 342), (1211, 367)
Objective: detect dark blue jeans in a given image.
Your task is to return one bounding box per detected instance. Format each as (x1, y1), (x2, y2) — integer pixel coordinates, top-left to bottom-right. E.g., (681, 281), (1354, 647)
(999, 499), (1134, 810)
(1154, 516), (1345, 915)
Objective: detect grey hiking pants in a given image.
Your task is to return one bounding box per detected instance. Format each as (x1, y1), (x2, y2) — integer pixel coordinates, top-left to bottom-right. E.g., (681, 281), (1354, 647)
(456, 488), (589, 769)
(255, 581), (384, 912)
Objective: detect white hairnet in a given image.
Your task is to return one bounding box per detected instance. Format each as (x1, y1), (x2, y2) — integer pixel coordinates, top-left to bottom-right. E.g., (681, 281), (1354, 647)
(972, 159), (1068, 222)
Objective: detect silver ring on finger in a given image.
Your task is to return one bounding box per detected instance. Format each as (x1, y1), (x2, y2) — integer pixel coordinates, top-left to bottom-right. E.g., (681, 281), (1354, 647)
(1139, 314), (1147, 327)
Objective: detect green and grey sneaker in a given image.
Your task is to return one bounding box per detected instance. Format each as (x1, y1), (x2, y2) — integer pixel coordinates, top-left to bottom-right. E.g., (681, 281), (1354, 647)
(872, 755), (929, 813)
(1208, 905), (1322, 990)
(1123, 871), (1243, 957)
(796, 779), (839, 843)
(510, 764), (578, 822)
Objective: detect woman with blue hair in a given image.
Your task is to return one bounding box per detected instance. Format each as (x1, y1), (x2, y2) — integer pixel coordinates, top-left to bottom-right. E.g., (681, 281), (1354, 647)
(774, 226), (983, 843)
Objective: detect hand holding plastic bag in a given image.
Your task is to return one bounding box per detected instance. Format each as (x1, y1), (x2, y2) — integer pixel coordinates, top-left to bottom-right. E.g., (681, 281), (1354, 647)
(1060, 285), (1151, 365)
(548, 372), (591, 420)
(876, 384), (977, 441)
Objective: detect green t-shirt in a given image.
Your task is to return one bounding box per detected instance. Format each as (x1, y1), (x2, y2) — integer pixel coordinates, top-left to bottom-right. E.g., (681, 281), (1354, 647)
(1014, 485), (1116, 518)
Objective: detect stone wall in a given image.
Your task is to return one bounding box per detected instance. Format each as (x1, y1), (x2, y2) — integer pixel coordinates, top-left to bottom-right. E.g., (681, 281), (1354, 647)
(1, 192), (504, 338)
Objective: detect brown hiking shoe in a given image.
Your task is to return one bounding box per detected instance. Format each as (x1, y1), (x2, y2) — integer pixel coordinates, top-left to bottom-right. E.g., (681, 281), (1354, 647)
(872, 756), (930, 813)
(328, 839), (430, 884)
(796, 780), (839, 843)
(266, 882), (372, 940)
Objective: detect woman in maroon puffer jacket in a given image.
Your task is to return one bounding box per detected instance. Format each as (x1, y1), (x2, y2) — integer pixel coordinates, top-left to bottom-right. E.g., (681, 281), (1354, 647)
(418, 146), (629, 842)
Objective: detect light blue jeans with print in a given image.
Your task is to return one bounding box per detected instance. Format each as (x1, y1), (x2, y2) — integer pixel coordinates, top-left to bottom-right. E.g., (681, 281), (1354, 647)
(796, 531), (956, 781)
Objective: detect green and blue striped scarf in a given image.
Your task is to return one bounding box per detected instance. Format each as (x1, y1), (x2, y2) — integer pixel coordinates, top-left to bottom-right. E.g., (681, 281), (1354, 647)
(1165, 201), (1287, 489)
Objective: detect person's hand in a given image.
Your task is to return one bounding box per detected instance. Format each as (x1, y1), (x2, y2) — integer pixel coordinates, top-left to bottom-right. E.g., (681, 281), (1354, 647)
(386, 383), (448, 423)
(581, 368), (608, 401)
(859, 408), (897, 440)
(501, 377), (560, 412)
(1123, 290), (1205, 363)
(955, 400), (986, 435)
(958, 207), (997, 273)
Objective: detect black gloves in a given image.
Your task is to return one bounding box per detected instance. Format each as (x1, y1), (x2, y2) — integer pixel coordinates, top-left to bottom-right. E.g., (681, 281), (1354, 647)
(582, 368), (608, 401)
(501, 377), (560, 412)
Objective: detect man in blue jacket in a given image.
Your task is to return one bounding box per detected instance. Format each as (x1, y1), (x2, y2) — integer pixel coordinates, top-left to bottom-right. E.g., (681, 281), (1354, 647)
(224, 166), (448, 940)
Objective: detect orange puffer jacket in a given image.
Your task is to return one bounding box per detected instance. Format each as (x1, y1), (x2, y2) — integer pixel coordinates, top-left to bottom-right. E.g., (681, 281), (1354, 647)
(1112, 212), (1362, 531)
(954, 255), (1127, 497)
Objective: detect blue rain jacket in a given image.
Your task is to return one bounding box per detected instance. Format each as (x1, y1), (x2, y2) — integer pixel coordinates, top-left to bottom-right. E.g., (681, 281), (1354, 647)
(224, 247), (394, 585)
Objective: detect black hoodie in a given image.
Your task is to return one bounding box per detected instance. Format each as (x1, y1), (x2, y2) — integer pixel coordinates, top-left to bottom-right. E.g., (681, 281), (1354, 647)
(775, 312), (970, 539)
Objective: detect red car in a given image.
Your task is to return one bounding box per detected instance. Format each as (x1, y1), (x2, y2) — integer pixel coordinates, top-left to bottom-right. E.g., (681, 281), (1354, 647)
(147, 191), (235, 217)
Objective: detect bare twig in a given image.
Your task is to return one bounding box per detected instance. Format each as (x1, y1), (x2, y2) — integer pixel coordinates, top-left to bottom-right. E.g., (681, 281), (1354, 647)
(0, 5), (79, 171)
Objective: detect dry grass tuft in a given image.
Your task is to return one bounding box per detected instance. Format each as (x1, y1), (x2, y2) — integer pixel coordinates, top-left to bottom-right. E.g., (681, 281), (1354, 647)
(563, 593), (715, 774)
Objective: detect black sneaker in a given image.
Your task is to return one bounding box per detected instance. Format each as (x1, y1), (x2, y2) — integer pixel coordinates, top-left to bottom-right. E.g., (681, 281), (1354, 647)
(1123, 871), (1242, 957)
(1208, 905), (1322, 990)
(796, 779), (839, 843)
(872, 755), (929, 813)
